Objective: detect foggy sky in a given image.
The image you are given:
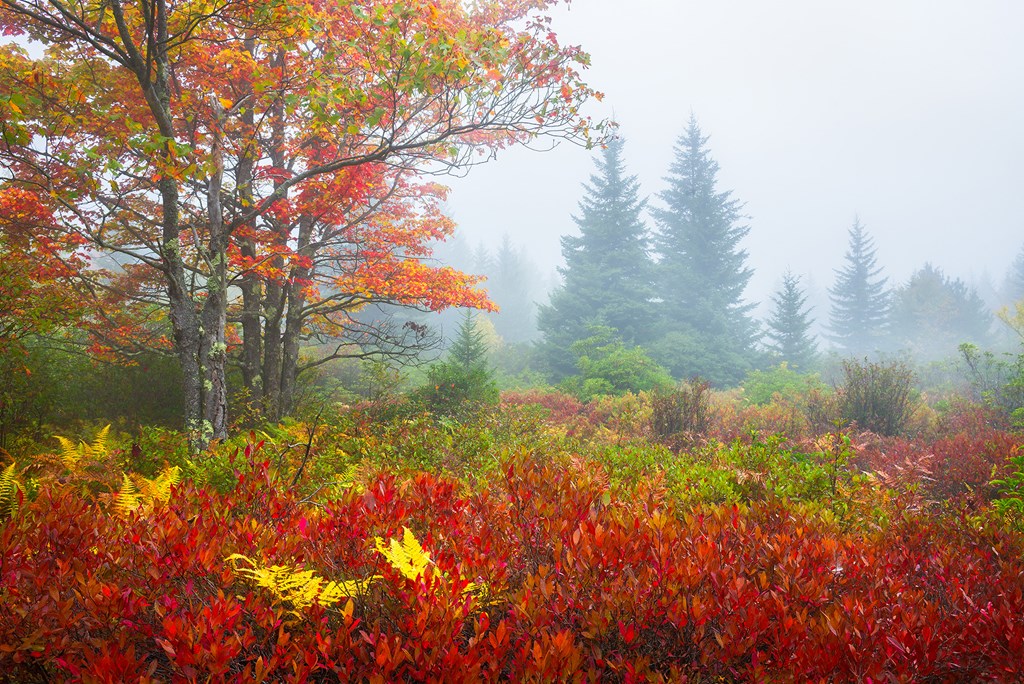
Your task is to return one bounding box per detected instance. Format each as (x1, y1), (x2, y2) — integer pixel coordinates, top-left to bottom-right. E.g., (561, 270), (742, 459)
(444, 0), (1024, 317)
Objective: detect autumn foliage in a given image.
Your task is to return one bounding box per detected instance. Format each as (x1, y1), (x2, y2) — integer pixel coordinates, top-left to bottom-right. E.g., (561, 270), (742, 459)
(0, 186), (88, 352)
(2, 408), (1024, 683)
(0, 0), (604, 443)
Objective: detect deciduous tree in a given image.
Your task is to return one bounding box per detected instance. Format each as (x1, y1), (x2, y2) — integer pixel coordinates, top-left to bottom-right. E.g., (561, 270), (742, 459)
(0, 187), (86, 352)
(0, 0), (601, 448)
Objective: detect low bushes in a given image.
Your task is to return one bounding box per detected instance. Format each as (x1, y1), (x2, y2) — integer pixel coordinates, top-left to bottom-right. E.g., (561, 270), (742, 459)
(2, 446), (1023, 682)
(3, 392), (1024, 681)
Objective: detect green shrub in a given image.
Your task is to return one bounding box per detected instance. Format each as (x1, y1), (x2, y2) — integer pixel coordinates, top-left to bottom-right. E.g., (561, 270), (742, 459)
(411, 312), (499, 418)
(560, 326), (673, 401)
(413, 363), (499, 418)
(650, 379), (712, 444)
(992, 449), (1024, 532)
(958, 343), (1024, 429)
(837, 358), (916, 436)
(742, 363), (825, 406)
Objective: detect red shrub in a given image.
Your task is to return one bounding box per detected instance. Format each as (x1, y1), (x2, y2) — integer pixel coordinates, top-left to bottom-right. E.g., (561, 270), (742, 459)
(500, 389), (585, 427)
(2, 447), (1023, 681)
(852, 430), (1024, 507)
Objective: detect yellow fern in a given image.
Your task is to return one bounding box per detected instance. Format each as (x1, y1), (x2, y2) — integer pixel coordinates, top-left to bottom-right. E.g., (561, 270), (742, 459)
(54, 424), (111, 469)
(226, 554), (369, 612)
(55, 435), (83, 469)
(114, 474), (141, 515)
(0, 462), (22, 518)
(226, 528), (491, 618)
(90, 424), (110, 457)
(114, 465), (181, 516)
(374, 527), (433, 581)
(375, 527), (491, 601)
(137, 465), (182, 503)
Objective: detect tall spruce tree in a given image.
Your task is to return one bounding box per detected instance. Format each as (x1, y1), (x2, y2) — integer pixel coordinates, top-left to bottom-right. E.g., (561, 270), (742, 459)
(765, 270), (819, 370)
(536, 136), (656, 379)
(651, 115), (757, 386)
(828, 218), (890, 355)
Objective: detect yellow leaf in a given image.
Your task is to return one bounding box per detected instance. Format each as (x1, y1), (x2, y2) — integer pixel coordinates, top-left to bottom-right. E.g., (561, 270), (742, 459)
(226, 554), (368, 612)
(375, 527), (432, 581)
(114, 474), (141, 516)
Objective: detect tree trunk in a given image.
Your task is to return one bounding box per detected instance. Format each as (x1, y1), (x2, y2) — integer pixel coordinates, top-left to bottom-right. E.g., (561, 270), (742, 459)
(278, 307), (301, 421)
(262, 278), (285, 416)
(239, 243), (263, 401)
(143, 2), (208, 453)
(200, 287), (229, 443)
(276, 215), (315, 419)
(136, 0), (230, 453)
(167, 272), (206, 453)
(167, 263), (229, 452)
(255, 58), (288, 419)
(193, 94), (231, 447)
(237, 37), (263, 407)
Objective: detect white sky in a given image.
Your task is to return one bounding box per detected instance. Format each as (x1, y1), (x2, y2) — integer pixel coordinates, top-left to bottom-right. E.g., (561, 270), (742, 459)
(444, 0), (1024, 314)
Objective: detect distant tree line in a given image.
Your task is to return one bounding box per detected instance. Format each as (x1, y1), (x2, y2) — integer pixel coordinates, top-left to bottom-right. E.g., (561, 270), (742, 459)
(532, 115), (1019, 389)
(826, 221), (998, 360)
(396, 116), (1024, 395)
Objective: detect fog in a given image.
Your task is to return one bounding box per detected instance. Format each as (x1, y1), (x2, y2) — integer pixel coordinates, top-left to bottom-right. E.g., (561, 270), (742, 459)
(444, 0), (1024, 319)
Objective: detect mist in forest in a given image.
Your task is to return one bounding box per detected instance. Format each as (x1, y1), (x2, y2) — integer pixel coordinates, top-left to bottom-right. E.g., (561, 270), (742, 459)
(443, 0), (1024, 355)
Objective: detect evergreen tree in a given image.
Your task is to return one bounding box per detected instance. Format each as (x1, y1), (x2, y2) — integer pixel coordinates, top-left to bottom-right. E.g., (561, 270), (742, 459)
(650, 114), (757, 385)
(447, 309), (491, 369)
(415, 311), (498, 416)
(471, 242), (493, 275)
(764, 270), (818, 370)
(487, 234), (540, 344)
(536, 136), (656, 379)
(828, 218), (890, 355)
(1003, 243), (1024, 305)
(889, 263), (992, 360)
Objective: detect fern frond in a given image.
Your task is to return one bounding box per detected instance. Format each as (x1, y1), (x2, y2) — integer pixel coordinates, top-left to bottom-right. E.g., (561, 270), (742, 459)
(114, 474), (141, 516)
(54, 425), (111, 469)
(0, 462), (22, 518)
(54, 435), (83, 469)
(137, 465), (182, 503)
(226, 554), (367, 612)
(319, 579), (368, 605)
(375, 527), (433, 581)
(91, 424), (111, 457)
(374, 528), (498, 604)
